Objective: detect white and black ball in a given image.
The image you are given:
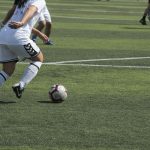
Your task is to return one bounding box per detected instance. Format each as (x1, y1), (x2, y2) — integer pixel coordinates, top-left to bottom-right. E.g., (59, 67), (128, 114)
(49, 84), (67, 103)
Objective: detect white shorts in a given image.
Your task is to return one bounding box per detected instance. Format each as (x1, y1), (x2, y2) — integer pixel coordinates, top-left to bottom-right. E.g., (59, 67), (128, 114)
(39, 6), (51, 23)
(0, 40), (40, 63)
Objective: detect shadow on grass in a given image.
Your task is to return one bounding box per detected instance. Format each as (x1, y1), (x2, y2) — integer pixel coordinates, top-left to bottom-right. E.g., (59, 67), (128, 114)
(37, 101), (63, 104)
(122, 26), (150, 30)
(37, 100), (51, 103)
(0, 100), (16, 104)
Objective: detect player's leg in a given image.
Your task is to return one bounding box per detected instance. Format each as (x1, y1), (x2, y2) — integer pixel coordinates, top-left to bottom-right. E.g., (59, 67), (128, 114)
(0, 62), (16, 86)
(139, 0), (150, 25)
(32, 20), (46, 42)
(139, 8), (148, 25)
(43, 21), (53, 45)
(147, 2), (150, 20)
(0, 45), (18, 86)
(36, 21), (46, 32)
(11, 41), (43, 98)
(32, 14), (46, 42)
(44, 7), (52, 37)
(43, 7), (53, 45)
(19, 51), (43, 89)
(12, 52), (43, 98)
(45, 21), (51, 38)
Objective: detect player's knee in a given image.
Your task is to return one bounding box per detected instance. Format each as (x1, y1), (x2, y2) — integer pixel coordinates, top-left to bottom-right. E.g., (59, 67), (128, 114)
(38, 52), (44, 62)
(31, 51), (44, 62)
(39, 21), (46, 28)
(46, 22), (51, 28)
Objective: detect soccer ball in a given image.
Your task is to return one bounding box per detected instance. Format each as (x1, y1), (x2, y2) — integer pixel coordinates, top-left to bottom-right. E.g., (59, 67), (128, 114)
(49, 84), (67, 103)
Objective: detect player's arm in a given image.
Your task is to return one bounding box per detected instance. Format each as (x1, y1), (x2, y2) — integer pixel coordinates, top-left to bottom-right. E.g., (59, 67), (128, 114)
(32, 28), (49, 43)
(2, 5), (17, 25)
(0, 5), (17, 29)
(9, 5), (37, 29)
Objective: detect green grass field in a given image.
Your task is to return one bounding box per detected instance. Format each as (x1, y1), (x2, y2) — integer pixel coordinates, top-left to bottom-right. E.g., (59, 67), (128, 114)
(0, 0), (150, 149)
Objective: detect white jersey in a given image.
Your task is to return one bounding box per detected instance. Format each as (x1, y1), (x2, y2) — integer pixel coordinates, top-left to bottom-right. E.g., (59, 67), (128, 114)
(0, 0), (46, 45)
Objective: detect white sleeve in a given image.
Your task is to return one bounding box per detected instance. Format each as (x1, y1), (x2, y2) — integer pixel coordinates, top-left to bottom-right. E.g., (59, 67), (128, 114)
(30, 0), (46, 13)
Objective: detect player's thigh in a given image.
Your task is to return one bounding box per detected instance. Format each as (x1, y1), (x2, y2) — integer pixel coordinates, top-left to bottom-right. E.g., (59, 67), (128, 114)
(8, 40), (41, 59)
(45, 14), (51, 23)
(3, 61), (17, 76)
(0, 44), (18, 63)
(38, 13), (45, 22)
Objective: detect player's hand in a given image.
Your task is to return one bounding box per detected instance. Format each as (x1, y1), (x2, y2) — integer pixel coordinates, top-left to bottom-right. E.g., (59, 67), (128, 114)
(43, 35), (49, 43)
(8, 21), (24, 29)
(39, 33), (49, 43)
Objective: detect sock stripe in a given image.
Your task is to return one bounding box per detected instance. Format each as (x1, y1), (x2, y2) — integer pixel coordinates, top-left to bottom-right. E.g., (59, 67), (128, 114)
(30, 63), (40, 70)
(0, 73), (6, 81)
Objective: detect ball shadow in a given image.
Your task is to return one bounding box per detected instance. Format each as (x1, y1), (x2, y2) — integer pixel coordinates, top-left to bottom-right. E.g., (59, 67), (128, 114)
(37, 100), (63, 104)
(37, 100), (51, 103)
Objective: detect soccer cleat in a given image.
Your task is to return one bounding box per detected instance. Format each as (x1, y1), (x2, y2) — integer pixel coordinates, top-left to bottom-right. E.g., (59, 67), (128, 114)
(12, 83), (24, 99)
(44, 39), (53, 45)
(139, 18), (147, 25)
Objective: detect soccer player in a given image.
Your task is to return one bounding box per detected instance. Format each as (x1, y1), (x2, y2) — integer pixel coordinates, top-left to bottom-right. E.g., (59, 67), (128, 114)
(0, 0), (49, 42)
(139, 0), (150, 25)
(32, 5), (53, 45)
(0, 0), (47, 98)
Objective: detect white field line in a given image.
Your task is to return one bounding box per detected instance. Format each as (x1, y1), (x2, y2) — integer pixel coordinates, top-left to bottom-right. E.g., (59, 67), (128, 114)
(43, 57), (150, 64)
(44, 63), (150, 69)
(18, 57), (150, 69)
(19, 63), (150, 69)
